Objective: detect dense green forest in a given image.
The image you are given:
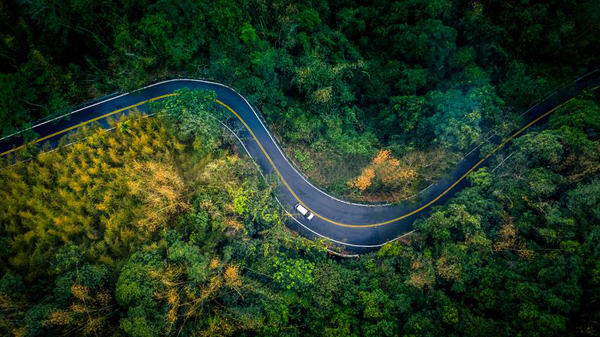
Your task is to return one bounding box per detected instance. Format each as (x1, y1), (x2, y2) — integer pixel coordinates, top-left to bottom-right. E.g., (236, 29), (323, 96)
(1, 0), (600, 336)
(1, 0), (599, 199)
(2, 88), (600, 336)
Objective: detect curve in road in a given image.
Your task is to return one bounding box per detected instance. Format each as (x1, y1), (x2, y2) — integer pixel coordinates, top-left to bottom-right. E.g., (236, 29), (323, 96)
(1, 72), (599, 253)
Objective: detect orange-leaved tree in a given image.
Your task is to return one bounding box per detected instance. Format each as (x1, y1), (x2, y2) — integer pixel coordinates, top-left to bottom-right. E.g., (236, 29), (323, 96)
(349, 149), (418, 194)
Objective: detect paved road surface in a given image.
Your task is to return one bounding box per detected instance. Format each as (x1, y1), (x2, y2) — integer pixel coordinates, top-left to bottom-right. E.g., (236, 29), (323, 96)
(1, 72), (599, 253)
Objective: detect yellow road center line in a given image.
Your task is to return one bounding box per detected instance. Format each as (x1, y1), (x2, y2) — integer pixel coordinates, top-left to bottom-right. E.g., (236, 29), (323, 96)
(218, 96), (573, 227)
(0, 90), (582, 228)
(215, 99), (315, 215)
(0, 93), (177, 157)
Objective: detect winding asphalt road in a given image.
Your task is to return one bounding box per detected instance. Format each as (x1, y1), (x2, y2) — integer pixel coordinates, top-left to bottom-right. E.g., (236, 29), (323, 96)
(1, 72), (599, 253)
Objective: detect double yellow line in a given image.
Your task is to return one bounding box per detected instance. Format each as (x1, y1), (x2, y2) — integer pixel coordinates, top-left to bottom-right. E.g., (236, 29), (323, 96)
(2, 86), (596, 228)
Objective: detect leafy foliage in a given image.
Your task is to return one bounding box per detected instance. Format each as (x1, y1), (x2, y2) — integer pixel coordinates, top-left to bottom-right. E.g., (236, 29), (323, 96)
(1, 1), (600, 336)
(1, 0), (597, 200)
(2, 91), (600, 337)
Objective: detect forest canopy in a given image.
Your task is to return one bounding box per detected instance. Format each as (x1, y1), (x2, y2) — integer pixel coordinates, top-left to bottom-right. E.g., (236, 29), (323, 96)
(1, 89), (600, 337)
(1, 0), (600, 336)
(1, 0), (598, 200)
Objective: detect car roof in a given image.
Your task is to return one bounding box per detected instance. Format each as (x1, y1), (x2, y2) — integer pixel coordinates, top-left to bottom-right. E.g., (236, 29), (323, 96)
(295, 203), (308, 212)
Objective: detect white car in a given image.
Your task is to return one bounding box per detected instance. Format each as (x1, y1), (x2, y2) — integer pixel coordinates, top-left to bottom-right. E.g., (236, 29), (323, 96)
(295, 203), (314, 220)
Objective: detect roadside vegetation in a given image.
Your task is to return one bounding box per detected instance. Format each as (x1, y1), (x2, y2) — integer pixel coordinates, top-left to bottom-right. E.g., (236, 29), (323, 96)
(1, 91), (600, 337)
(1, 0), (600, 336)
(1, 0), (598, 201)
